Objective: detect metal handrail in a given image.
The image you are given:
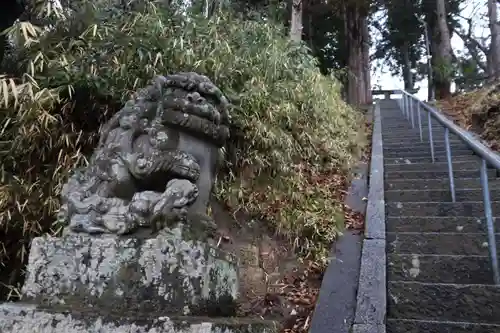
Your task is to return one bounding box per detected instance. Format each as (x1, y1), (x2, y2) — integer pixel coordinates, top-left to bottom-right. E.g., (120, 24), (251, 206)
(396, 89), (500, 285)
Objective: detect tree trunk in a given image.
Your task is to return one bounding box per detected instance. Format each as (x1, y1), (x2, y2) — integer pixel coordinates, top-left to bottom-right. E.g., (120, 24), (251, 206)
(488, 0), (500, 80)
(402, 41), (413, 90)
(344, 3), (366, 106)
(290, 0), (303, 42)
(361, 15), (372, 103)
(434, 0), (453, 99)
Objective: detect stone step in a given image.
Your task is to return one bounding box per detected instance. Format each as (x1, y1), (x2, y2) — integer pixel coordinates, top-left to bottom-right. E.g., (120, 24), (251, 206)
(385, 169), (496, 180)
(383, 147), (473, 155)
(384, 149), (474, 158)
(385, 155), (483, 165)
(382, 123), (452, 128)
(383, 121), (451, 126)
(385, 188), (500, 202)
(382, 119), (444, 124)
(386, 232), (496, 256)
(388, 254), (495, 284)
(383, 117), (447, 122)
(382, 127), (459, 133)
(382, 131), (457, 137)
(385, 161), (482, 172)
(383, 121), (447, 125)
(382, 130), (459, 137)
(386, 178), (500, 191)
(383, 136), (462, 143)
(382, 127), (459, 134)
(382, 126), (459, 132)
(386, 318), (500, 333)
(383, 142), (469, 150)
(0, 303), (280, 333)
(383, 139), (465, 146)
(386, 201), (500, 217)
(386, 217), (499, 233)
(388, 281), (500, 324)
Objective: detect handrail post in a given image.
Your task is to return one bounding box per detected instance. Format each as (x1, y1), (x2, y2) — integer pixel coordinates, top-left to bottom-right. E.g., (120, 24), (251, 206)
(405, 95), (410, 119)
(481, 158), (500, 285)
(403, 94), (406, 118)
(402, 94), (406, 116)
(410, 96), (415, 128)
(428, 112), (435, 163)
(480, 159), (500, 285)
(417, 102), (423, 142)
(444, 127), (456, 202)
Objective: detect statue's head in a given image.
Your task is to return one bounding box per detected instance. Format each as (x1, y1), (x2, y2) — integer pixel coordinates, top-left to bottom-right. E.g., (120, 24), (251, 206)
(155, 72), (232, 147)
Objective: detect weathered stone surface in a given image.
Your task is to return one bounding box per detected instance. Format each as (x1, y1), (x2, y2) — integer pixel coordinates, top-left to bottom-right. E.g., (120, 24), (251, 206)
(388, 282), (500, 324)
(384, 155), (480, 164)
(383, 149), (473, 159)
(385, 188), (500, 203)
(386, 216), (499, 233)
(0, 303), (279, 333)
(386, 232), (495, 256)
(383, 141), (469, 150)
(310, 231), (362, 333)
(365, 199), (385, 239)
(388, 254), (495, 284)
(58, 73), (231, 236)
(383, 147), (472, 156)
(384, 160), (480, 172)
(385, 201), (500, 217)
(385, 177), (495, 191)
(352, 324), (386, 333)
(384, 155), (478, 165)
(387, 319), (500, 333)
(365, 105), (385, 240)
(22, 227), (238, 316)
(385, 169), (495, 180)
(354, 239), (386, 325)
(353, 103), (386, 330)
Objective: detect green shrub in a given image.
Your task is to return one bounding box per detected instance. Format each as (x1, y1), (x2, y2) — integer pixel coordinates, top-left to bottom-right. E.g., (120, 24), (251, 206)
(0, 1), (365, 297)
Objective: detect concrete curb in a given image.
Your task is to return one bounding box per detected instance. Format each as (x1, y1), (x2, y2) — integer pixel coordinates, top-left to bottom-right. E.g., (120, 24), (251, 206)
(353, 101), (386, 331)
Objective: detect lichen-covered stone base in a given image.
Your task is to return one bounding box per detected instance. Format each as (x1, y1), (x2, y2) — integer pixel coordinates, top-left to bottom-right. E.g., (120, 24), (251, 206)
(22, 226), (238, 316)
(0, 303), (279, 333)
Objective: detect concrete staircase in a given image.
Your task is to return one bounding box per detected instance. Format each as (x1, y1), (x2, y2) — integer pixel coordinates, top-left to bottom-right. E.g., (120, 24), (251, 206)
(380, 99), (500, 333)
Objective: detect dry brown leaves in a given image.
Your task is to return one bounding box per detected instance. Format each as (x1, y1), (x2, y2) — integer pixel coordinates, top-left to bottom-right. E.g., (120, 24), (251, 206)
(277, 207), (365, 333)
(239, 260), (323, 333)
(437, 85), (500, 150)
(345, 206), (365, 231)
(281, 261), (323, 333)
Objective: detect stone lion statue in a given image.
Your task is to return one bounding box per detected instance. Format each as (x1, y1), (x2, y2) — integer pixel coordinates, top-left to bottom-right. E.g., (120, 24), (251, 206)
(57, 73), (231, 235)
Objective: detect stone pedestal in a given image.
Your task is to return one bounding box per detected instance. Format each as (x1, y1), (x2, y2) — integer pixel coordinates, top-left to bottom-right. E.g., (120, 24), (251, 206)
(0, 226), (279, 333)
(22, 226), (238, 316)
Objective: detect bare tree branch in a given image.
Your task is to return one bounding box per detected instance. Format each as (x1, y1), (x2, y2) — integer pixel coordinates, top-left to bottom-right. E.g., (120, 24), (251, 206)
(453, 28), (488, 71)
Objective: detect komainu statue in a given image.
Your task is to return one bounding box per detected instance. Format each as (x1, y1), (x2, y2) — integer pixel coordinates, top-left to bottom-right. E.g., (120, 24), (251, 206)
(57, 73), (231, 235)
